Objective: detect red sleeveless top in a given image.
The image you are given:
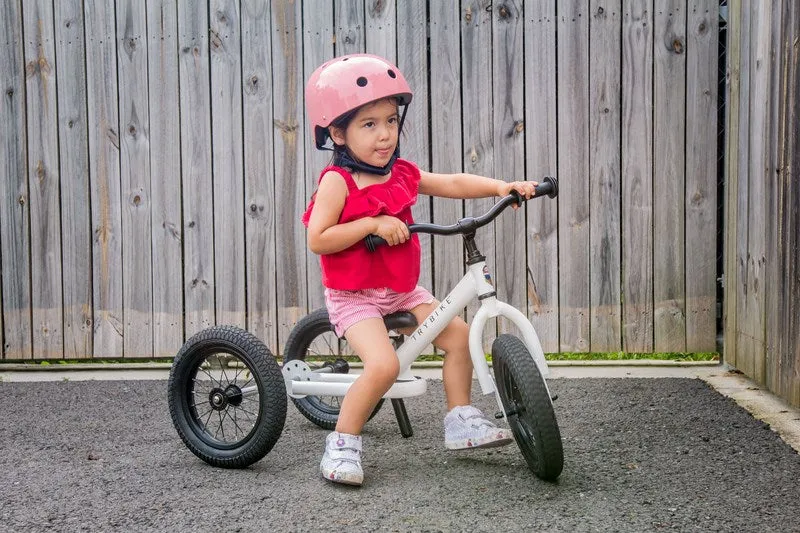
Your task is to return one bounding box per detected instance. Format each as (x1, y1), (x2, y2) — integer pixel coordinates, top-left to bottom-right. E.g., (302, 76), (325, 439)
(301, 159), (421, 292)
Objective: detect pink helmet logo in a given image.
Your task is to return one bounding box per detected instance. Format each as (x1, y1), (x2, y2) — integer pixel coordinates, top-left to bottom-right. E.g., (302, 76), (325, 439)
(305, 54), (413, 149)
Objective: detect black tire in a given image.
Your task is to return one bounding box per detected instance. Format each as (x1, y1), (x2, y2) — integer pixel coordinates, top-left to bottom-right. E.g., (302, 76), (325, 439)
(167, 325), (287, 468)
(492, 334), (563, 481)
(283, 308), (383, 429)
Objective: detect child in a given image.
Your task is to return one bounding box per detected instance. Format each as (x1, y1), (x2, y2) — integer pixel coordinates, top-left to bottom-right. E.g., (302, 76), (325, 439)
(302, 54), (537, 486)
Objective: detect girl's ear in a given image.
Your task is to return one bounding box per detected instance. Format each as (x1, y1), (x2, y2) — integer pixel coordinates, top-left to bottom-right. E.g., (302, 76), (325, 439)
(328, 126), (346, 147)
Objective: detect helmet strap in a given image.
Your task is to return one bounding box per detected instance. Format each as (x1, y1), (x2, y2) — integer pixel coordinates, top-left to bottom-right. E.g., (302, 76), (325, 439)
(329, 104), (410, 176)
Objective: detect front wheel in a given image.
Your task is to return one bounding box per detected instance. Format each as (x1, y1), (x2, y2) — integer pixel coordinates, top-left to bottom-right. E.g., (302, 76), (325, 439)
(167, 325), (287, 468)
(492, 334), (563, 481)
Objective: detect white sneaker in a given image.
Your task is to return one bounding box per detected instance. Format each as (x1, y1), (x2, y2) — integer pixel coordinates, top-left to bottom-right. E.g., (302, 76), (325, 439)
(320, 432), (364, 486)
(444, 405), (514, 450)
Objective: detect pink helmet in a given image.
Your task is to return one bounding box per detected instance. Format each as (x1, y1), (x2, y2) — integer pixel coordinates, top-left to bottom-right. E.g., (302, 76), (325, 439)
(306, 54), (413, 149)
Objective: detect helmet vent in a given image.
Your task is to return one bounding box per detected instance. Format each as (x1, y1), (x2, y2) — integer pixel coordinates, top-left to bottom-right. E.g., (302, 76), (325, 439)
(356, 76), (368, 87)
(387, 69), (396, 79)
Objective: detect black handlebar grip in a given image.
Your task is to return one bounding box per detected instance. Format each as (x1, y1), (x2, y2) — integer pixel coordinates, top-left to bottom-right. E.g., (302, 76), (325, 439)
(535, 177), (558, 198)
(364, 234), (387, 252)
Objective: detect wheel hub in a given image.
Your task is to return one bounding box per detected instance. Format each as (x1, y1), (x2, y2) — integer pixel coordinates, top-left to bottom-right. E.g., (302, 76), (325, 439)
(208, 384), (243, 411)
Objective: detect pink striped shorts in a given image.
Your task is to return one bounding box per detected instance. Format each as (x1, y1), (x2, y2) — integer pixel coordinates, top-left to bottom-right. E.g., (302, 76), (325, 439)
(325, 285), (435, 337)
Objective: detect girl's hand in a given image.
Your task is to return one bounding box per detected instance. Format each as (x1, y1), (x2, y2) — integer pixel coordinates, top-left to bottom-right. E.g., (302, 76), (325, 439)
(498, 180), (538, 208)
(373, 215), (410, 246)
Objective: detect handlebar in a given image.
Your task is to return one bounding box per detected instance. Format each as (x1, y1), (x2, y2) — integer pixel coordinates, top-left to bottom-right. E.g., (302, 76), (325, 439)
(365, 176), (558, 251)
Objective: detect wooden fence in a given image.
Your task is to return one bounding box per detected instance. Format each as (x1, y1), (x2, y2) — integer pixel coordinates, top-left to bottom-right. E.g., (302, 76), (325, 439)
(0, 0), (720, 360)
(723, 0), (800, 408)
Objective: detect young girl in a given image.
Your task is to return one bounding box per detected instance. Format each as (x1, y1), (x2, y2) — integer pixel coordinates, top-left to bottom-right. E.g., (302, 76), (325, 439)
(302, 54), (537, 486)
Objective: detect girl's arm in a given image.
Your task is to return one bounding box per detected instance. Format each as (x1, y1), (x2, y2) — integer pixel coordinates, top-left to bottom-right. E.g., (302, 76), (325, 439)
(306, 171), (410, 255)
(418, 170), (537, 200)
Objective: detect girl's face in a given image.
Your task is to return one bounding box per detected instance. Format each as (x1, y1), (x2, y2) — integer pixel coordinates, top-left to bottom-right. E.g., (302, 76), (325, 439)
(329, 98), (399, 170)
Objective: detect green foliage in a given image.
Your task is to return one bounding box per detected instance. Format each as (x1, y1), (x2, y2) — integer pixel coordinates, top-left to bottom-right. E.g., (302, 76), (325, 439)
(546, 351), (719, 362)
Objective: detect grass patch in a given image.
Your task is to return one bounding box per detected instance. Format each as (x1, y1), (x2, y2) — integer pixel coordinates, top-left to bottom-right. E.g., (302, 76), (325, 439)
(548, 352), (719, 362)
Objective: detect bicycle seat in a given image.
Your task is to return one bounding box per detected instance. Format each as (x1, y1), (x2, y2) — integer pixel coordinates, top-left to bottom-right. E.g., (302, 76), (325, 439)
(383, 311), (418, 331)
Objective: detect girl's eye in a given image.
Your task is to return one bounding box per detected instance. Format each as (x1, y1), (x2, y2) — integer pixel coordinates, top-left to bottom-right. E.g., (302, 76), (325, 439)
(388, 116), (398, 124)
(363, 121), (375, 128)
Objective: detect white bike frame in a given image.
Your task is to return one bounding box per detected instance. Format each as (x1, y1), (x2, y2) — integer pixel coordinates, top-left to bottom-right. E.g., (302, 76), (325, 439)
(284, 256), (550, 406)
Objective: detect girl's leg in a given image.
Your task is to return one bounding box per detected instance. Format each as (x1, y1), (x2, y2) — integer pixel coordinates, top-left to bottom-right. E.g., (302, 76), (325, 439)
(406, 301), (472, 409)
(407, 301), (513, 450)
(335, 317), (400, 434)
(321, 317), (399, 485)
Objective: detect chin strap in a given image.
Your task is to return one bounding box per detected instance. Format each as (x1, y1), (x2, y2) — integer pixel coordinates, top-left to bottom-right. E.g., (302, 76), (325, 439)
(333, 148), (398, 176)
(324, 105), (410, 176)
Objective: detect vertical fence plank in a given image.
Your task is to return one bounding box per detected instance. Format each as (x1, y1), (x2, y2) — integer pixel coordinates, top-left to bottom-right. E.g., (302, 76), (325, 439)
(117, 0), (153, 357)
(23, 0), (64, 358)
(461, 0), (493, 350)
(430, 2), (463, 317)
(210, 0), (246, 330)
(774, 0), (800, 407)
(765, 0), (784, 401)
(742, 1), (768, 378)
(55, 0), (92, 358)
(335, 0), (364, 56)
(0, 0), (32, 359)
(493, 0), (525, 339)
(722, 0), (741, 367)
(557, 0), (590, 352)
(366, 0), (395, 61)
(686, 0), (719, 353)
(397, 0), (431, 296)
(178, 0), (215, 336)
(272, 0), (306, 352)
(300, 1), (333, 356)
(85, 0), (123, 358)
(243, 0), (278, 352)
(301, 1), (333, 319)
(653, 0), (688, 352)
(147, 0), (183, 357)
(524, 0), (559, 353)
(588, 0), (622, 352)
(733, 2), (752, 374)
(621, 0), (654, 353)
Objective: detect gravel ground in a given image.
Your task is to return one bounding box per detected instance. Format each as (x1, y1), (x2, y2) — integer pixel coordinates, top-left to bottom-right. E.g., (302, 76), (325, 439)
(1, 378), (799, 532)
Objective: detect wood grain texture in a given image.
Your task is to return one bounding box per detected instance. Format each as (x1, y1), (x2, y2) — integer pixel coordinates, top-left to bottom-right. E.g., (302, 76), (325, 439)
(556, 0), (590, 352)
(55, 0), (92, 358)
(178, 0), (215, 336)
(653, 0), (688, 353)
(685, 0), (719, 353)
(0, 0), (32, 359)
(24, 0), (64, 358)
(461, 0), (494, 350)
(147, 0), (184, 357)
(493, 0), (526, 342)
(621, 0), (654, 353)
(524, 0), (559, 352)
(722, 0), (741, 368)
(397, 0), (432, 299)
(118, 0), (154, 357)
(300, 0), (333, 320)
(272, 0), (306, 353)
(210, 0), (246, 330)
(589, 0), (622, 352)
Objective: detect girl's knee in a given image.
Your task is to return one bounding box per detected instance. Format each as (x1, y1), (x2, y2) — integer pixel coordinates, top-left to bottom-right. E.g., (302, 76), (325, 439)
(363, 356), (400, 387)
(436, 317), (470, 354)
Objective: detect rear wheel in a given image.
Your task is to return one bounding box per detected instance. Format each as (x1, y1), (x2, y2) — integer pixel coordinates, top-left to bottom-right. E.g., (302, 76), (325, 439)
(492, 334), (563, 481)
(282, 309), (384, 429)
(167, 326), (287, 468)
